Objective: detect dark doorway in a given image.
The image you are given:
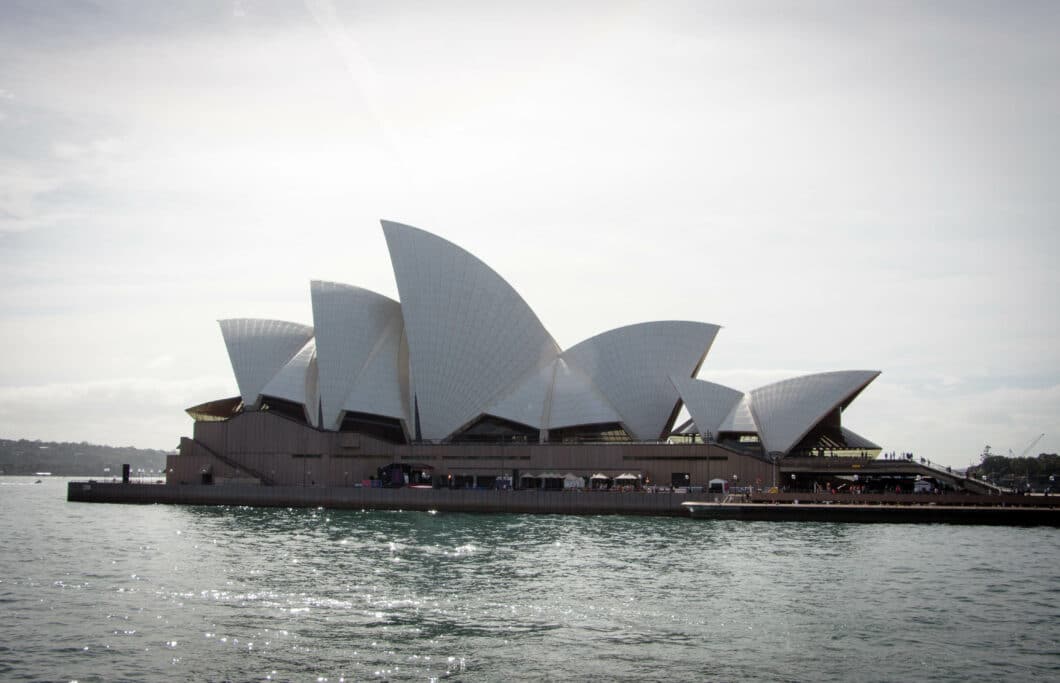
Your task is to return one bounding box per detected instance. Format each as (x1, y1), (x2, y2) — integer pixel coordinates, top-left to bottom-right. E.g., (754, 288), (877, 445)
(671, 472), (691, 488)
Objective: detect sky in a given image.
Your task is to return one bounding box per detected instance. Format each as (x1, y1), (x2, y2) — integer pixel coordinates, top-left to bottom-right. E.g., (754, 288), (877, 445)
(0, 1), (1057, 468)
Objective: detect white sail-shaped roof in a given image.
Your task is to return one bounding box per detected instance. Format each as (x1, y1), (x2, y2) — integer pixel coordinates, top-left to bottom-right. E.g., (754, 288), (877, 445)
(260, 338), (320, 426)
(209, 222), (885, 448)
(562, 321), (720, 440)
(219, 319), (314, 408)
(485, 360), (554, 429)
(718, 394), (757, 433)
(546, 357), (623, 430)
(383, 220), (560, 440)
(310, 281), (405, 430)
(484, 356), (625, 432)
(748, 370), (880, 455)
(669, 377), (744, 438)
(341, 311), (408, 423)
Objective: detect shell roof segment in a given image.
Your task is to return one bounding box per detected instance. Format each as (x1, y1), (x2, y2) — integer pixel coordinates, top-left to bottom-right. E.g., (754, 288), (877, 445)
(484, 359), (555, 429)
(545, 357), (623, 430)
(840, 426), (880, 451)
(261, 338), (320, 426)
(211, 222), (881, 449)
(310, 281), (404, 430)
(669, 377), (744, 438)
(563, 321), (720, 440)
(383, 220), (560, 440)
(718, 394), (757, 433)
(218, 318), (315, 408)
(748, 370), (881, 455)
(340, 310), (408, 423)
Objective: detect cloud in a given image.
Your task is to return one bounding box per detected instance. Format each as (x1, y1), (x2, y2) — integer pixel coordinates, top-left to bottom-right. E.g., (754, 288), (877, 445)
(51, 137), (123, 161)
(0, 134), (129, 233)
(145, 355), (175, 370)
(0, 164), (65, 232)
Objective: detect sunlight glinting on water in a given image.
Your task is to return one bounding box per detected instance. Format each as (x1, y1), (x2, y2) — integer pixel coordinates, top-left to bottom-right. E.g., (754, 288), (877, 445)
(1, 478), (1058, 682)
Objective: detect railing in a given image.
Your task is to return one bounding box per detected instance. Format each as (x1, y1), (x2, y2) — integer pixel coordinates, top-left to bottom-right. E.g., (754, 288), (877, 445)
(189, 438), (277, 486)
(779, 456), (1007, 494)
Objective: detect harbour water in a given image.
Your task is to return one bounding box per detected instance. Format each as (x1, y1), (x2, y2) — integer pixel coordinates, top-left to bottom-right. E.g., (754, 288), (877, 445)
(2, 477), (1058, 681)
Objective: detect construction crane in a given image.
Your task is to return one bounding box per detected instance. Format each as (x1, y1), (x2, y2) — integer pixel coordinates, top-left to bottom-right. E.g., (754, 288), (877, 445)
(1018, 433), (1045, 459)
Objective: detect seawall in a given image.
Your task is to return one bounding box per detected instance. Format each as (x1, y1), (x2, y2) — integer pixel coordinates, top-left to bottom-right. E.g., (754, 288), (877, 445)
(67, 482), (1060, 525)
(67, 481), (706, 516)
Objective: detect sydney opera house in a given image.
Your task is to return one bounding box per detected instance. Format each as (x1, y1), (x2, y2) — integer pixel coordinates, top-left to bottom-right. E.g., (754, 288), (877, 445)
(167, 221), (881, 490)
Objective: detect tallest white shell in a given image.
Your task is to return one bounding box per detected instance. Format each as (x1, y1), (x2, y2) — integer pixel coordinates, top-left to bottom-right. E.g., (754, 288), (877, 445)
(382, 221), (560, 440)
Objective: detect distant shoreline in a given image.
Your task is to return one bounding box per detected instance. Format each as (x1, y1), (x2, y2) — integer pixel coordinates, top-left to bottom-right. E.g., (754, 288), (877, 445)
(0, 438), (167, 478)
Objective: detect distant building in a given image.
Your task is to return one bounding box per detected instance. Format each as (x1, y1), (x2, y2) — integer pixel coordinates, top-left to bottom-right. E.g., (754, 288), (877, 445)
(169, 221), (880, 488)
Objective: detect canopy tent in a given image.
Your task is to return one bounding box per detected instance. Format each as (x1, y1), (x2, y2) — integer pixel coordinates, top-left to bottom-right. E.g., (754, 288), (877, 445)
(536, 471), (564, 491)
(612, 472), (642, 490)
(563, 473), (585, 489)
(588, 472), (611, 490)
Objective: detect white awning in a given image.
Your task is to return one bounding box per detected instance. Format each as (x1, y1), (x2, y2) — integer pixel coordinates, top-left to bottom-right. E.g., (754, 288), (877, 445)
(590, 473), (611, 480)
(614, 473), (641, 480)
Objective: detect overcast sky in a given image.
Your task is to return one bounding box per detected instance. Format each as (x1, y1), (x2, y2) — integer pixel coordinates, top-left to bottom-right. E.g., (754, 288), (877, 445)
(0, 1), (1057, 467)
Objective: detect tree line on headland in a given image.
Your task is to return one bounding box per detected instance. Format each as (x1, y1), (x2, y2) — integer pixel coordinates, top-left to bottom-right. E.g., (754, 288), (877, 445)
(967, 450), (1058, 492)
(0, 438), (167, 476)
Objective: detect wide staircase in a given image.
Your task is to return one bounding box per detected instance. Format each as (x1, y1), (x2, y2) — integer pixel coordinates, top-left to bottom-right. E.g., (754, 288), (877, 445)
(780, 456), (1005, 494)
(181, 437), (277, 486)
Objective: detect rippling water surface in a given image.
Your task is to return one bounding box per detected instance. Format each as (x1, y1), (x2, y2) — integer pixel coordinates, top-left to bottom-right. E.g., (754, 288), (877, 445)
(1, 477), (1057, 681)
